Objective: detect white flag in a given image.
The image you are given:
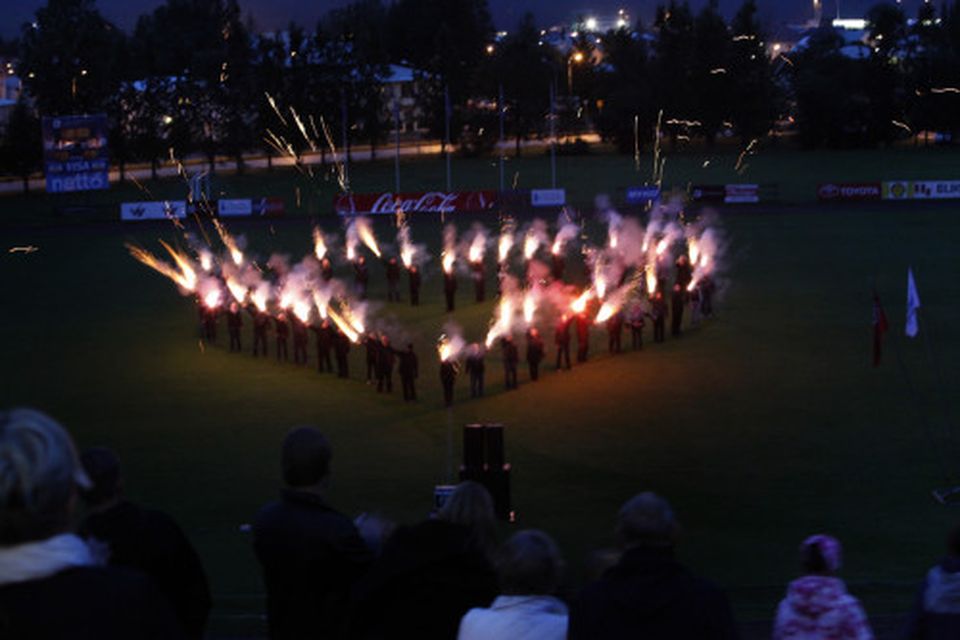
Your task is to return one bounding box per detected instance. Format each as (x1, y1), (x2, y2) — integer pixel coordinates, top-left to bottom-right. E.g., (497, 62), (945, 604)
(906, 268), (921, 338)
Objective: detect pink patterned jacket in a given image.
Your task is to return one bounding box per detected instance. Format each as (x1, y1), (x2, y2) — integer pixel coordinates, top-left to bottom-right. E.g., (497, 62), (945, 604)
(773, 575), (873, 640)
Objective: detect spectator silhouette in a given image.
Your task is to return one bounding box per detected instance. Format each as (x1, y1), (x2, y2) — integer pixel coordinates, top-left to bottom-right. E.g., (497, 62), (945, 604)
(253, 426), (373, 639)
(904, 524), (960, 639)
(568, 491), (738, 640)
(0, 408), (183, 638)
(458, 529), (568, 640)
(348, 481), (498, 639)
(773, 534), (872, 640)
(78, 447), (211, 639)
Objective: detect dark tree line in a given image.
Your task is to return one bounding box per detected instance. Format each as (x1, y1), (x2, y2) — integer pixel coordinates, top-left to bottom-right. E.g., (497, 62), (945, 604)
(3, 0), (960, 188)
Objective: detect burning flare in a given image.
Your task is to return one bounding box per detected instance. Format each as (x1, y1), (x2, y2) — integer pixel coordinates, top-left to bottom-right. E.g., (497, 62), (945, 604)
(356, 218), (382, 258)
(570, 289), (593, 314)
(522, 289), (539, 326)
(485, 296), (515, 348)
(213, 219), (244, 266)
(468, 232), (486, 264)
(498, 228), (514, 263)
(523, 231), (541, 261)
(398, 226), (416, 268)
(645, 265), (657, 294)
(313, 227), (328, 261)
(251, 284), (270, 312)
(225, 277), (247, 303)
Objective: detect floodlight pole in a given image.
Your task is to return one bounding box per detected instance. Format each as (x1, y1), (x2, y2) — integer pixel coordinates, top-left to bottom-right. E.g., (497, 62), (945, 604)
(498, 83), (505, 193)
(394, 99), (401, 194)
(444, 84), (452, 191)
(549, 80), (557, 189)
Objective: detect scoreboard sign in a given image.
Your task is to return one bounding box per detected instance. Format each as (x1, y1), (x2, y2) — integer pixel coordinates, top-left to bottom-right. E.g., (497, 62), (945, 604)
(42, 114), (110, 193)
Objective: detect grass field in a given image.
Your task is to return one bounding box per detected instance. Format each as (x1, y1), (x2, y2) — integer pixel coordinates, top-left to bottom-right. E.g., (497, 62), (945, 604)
(3, 149), (960, 635)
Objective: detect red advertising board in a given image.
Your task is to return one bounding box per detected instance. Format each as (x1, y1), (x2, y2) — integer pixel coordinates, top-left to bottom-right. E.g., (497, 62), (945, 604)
(817, 182), (882, 201)
(333, 191), (499, 215)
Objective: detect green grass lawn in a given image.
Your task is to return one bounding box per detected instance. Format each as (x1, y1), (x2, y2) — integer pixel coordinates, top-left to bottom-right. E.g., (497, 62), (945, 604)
(2, 150), (960, 635)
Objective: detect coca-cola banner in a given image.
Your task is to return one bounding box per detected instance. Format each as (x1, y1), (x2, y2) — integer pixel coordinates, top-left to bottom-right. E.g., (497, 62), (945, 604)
(334, 191), (499, 216)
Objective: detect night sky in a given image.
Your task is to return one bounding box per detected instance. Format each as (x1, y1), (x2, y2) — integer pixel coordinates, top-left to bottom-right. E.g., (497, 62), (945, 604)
(1, 0), (937, 39)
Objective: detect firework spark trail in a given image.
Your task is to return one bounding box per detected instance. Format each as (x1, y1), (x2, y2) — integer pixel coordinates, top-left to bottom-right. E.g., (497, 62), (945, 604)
(290, 106), (318, 153)
(213, 219), (245, 266)
(313, 227), (328, 261)
(735, 138), (759, 174)
(265, 92), (288, 127)
(318, 115), (349, 193)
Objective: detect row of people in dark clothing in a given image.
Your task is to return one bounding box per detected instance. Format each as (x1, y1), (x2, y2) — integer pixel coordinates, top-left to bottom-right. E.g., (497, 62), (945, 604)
(8, 411), (960, 639)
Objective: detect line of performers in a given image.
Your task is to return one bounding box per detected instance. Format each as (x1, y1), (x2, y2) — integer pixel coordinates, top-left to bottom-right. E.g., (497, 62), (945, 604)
(196, 253), (715, 407)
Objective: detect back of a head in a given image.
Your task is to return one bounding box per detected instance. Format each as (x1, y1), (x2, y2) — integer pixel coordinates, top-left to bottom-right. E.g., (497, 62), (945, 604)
(0, 408), (90, 546)
(281, 427), (331, 488)
(800, 534), (841, 575)
(496, 529), (564, 596)
(617, 491), (678, 548)
(439, 481), (497, 553)
(79, 446), (121, 508)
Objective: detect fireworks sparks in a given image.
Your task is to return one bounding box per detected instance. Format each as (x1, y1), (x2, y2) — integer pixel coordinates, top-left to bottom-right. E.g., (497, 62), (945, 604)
(485, 296), (515, 347)
(522, 288), (540, 326)
(8, 246), (39, 254)
(127, 241), (199, 292)
(356, 218), (382, 258)
(225, 277), (247, 303)
(570, 289), (593, 314)
(468, 231), (486, 264)
(523, 231), (541, 261)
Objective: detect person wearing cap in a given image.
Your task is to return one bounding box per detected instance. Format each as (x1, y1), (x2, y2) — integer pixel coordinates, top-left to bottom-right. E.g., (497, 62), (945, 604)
(904, 524), (960, 639)
(0, 408), (184, 638)
(78, 447), (212, 639)
(457, 529), (568, 640)
(773, 534), (872, 640)
(253, 427), (373, 639)
(568, 491), (738, 639)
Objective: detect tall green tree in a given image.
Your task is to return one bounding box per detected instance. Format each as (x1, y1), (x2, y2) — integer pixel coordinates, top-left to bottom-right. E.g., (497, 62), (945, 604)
(728, 0), (779, 143)
(691, 0), (730, 144)
(653, 2), (696, 146)
(0, 98), (43, 192)
(595, 19), (655, 153)
(19, 0), (125, 116)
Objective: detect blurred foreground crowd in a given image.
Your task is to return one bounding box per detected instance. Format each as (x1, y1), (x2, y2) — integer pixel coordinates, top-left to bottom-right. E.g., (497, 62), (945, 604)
(0, 408), (957, 639)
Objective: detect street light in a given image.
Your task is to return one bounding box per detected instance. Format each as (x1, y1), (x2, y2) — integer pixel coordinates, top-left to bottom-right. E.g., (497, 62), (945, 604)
(567, 50), (584, 95)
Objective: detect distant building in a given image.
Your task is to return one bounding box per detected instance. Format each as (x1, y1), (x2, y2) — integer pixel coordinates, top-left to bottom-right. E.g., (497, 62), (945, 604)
(381, 64), (426, 136)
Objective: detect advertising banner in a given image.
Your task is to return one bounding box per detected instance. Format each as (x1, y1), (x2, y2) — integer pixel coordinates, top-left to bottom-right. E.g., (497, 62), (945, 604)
(218, 199), (253, 217)
(817, 183), (882, 201)
(530, 189), (567, 207)
(42, 114), (110, 193)
(690, 185), (725, 202)
(724, 184), (760, 204)
(334, 191), (498, 215)
(625, 186), (661, 205)
(882, 181), (960, 200)
(120, 201), (187, 221)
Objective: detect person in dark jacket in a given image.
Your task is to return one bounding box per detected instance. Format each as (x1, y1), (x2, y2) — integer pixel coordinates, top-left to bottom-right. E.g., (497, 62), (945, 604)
(335, 330), (351, 378)
(700, 275), (715, 318)
(408, 264), (421, 306)
(607, 311), (624, 355)
(354, 256), (369, 300)
(376, 335), (395, 393)
(312, 318), (334, 373)
(201, 304), (218, 343)
(502, 337), (519, 390)
(320, 257), (334, 282)
(440, 358), (459, 407)
(0, 408), (184, 639)
(348, 481), (498, 639)
(251, 305), (270, 357)
(675, 255), (693, 293)
(444, 270), (457, 313)
(627, 303), (646, 351)
(568, 491), (738, 640)
(291, 315), (309, 366)
(903, 525), (960, 640)
(364, 334), (380, 384)
(385, 257), (401, 302)
(576, 313), (590, 363)
(651, 291), (667, 344)
(254, 427), (374, 640)
(670, 284), (685, 338)
(465, 343), (486, 398)
(526, 328), (545, 381)
(78, 447), (211, 639)
(471, 260), (486, 302)
(555, 314), (572, 370)
(227, 302), (243, 352)
(397, 344), (419, 402)
(551, 253), (565, 282)
(274, 313), (290, 361)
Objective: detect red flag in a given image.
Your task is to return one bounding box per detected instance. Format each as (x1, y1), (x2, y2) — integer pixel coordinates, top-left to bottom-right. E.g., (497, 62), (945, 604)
(872, 292), (889, 367)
